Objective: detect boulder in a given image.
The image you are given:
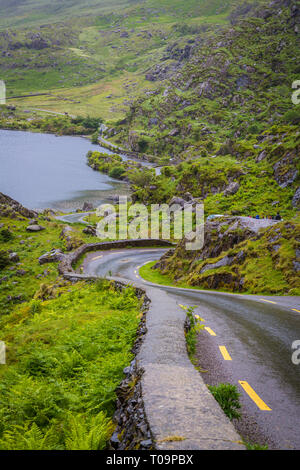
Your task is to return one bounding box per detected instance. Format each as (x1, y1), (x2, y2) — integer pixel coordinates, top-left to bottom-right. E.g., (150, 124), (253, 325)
(26, 225), (45, 232)
(16, 269), (26, 276)
(39, 249), (65, 265)
(201, 255), (233, 274)
(183, 192), (194, 202)
(223, 182), (240, 196)
(169, 196), (186, 207)
(28, 219), (38, 225)
(83, 226), (97, 236)
(0, 192), (37, 219)
(292, 187), (300, 208)
(82, 202), (94, 211)
(9, 252), (19, 263)
(273, 154), (299, 188)
(256, 150), (268, 163)
(169, 128), (180, 137)
(293, 261), (300, 273)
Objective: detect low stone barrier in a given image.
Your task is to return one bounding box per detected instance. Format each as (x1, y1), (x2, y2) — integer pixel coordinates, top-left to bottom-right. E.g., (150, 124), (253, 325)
(58, 239), (173, 275)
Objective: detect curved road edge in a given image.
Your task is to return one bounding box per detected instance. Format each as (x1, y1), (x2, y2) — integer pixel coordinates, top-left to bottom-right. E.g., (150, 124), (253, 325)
(57, 240), (246, 450)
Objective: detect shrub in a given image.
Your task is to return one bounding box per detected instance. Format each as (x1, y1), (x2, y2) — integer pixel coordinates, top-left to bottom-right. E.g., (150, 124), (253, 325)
(0, 423), (59, 450)
(108, 166), (126, 179)
(0, 250), (10, 270)
(64, 412), (113, 450)
(208, 383), (241, 420)
(0, 229), (13, 242)
(91, 132), (99, 144)
(283, 108), (300, 125)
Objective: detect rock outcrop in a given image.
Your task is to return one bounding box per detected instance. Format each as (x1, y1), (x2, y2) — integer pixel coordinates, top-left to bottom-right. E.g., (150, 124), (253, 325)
(0, 192), (37, 219)
(154, 217), (300, 294)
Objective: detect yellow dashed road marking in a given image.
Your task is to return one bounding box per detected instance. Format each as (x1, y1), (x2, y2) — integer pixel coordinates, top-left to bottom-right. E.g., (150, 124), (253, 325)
(205, 327), (216, 336)
(260, 299), (277, 304)
(219, 346), (232, 361)
(92, 255), (103, 261)
(239, 381), (272, 411)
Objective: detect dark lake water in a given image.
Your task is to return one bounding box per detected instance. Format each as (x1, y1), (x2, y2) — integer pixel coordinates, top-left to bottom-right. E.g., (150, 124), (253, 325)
(0, 129), (130, 212)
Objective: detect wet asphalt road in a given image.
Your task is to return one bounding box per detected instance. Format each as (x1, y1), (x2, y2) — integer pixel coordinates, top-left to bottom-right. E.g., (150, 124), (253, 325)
(82, 248), (300, 450)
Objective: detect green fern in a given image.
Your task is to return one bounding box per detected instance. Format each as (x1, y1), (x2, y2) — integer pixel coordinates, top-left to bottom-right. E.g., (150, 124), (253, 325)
(64, 412), (114, 450)
(0, 423), (59, 450)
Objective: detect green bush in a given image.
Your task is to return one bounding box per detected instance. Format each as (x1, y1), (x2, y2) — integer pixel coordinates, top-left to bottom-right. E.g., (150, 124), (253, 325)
(283, 108), (300, 125)
(64, 412), (113, 450)
(0, 229), (13, 242)
(91, 131), (99, 144)
(0, 282), (140, 449)
(108, 166), (126, 179)
(0, 250), (10, 270)
(208, 383), (241, 420)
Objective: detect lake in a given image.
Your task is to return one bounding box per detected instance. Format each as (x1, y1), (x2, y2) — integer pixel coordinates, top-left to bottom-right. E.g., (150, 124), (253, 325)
(0, 129), (131, 212)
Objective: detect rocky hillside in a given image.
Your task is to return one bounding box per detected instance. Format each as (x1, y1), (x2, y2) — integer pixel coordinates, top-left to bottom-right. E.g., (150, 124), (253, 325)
(154, 215), (300, 295)
(113, 0), (300, 154)
(99, 0), (300, 219)
(0, 192), (37, 219)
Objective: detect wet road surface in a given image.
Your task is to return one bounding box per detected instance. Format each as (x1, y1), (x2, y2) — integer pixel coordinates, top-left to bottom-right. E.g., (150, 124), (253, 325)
(83, 248), (300, 449)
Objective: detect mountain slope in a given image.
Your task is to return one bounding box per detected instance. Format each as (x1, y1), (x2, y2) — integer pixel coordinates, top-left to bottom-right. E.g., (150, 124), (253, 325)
(101, 0), (300, 217)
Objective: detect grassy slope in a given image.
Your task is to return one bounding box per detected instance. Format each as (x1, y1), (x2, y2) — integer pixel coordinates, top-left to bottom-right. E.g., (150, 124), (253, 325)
(140, 216), (300, 295)
(105, 1), (300, 218)
(0, 0), (136, 29)
(0, 209), (141, 449)
(0, 0), (237, 118)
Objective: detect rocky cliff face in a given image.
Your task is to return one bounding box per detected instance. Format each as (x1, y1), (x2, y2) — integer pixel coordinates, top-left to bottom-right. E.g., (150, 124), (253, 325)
(154, 216), (300, 294)
(110, 0), (299, 219)
(115, 0), (299, 152)
(0, 192), (37, 219)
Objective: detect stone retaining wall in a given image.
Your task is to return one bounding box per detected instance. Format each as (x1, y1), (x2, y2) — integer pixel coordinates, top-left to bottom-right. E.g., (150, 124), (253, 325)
(58, 239), (173, 275)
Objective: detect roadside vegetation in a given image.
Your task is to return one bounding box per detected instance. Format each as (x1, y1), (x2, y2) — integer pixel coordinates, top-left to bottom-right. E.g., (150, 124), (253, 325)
(0, 201), (142, 450)
(0, 106), (102, 136)
(208, 383), (241, 421)
(0, 0), (238, 118)
(139, 214), (300, 296)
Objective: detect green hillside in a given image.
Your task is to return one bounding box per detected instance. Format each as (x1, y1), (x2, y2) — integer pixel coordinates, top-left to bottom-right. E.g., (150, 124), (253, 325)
(0, 0), (241, 117)
(0, 0), (136, 29)
(0, 0), (236, 29)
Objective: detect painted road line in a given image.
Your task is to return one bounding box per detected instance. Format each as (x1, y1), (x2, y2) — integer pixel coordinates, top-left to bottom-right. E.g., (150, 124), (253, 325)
(205, 327), (216, 336)
(219, 346), (232, 361)
(260, 299), (277, 305)
(92, 255), (103, 261)
(292, 309), (300, 313)
(239, 381), (272, 411)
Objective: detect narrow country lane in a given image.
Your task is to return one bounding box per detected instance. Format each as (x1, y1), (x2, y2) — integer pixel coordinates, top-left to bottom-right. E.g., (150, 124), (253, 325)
(82, 248), (300, 449)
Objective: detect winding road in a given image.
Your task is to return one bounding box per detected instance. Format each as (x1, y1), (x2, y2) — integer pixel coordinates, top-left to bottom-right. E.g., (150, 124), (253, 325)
(81, 247), (300, 450)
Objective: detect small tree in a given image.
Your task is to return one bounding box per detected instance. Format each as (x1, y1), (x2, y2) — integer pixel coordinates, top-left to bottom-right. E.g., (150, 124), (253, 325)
(91, 132), (99, 144)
